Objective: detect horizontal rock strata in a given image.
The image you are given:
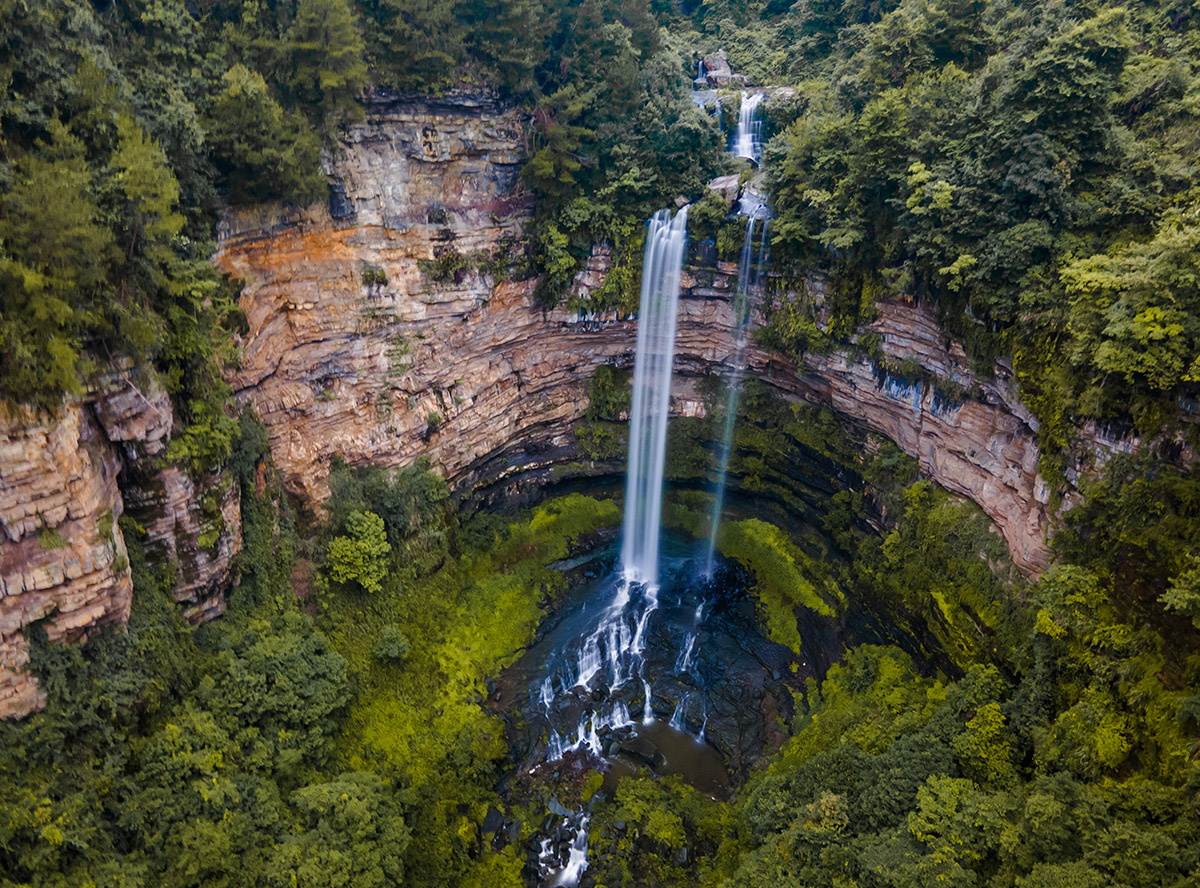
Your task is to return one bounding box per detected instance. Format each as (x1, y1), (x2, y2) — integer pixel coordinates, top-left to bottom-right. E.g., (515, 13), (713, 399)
(0, 375), (242, 718)
(0, 402), (130, 718)
(214, 94), (1055, 577)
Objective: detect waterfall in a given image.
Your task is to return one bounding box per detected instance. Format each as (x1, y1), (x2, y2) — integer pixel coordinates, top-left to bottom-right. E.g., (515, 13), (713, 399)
(555, 815), (591, 887)
(669, 695), (689, 731)
(621, 207), (688, 587)
(703, 214), (770, 576)
(533, 206), (691, 888)
(733, 91), (765, 164)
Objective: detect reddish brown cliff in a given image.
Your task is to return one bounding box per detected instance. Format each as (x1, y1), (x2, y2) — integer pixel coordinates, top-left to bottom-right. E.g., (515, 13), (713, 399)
(213, 93), (1065, 579)
(0, 402), (131, 717)
(0, 375), (241, 718)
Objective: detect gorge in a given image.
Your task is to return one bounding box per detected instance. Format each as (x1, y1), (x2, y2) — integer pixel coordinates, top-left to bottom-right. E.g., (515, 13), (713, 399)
(2, 2), (1200, 887)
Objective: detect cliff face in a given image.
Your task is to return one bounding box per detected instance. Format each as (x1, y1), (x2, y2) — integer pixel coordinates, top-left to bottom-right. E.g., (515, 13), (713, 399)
(216, 93), (580, 500)
(0, 377), (241, 718)
(212, 92), (1061, 578)
(1, 98), (1130, 717)
(0, 402), (130, 717)
(794, 301), (1052, 574)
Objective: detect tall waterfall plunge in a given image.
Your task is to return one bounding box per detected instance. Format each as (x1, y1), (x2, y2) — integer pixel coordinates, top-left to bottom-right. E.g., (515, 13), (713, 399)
(703, 212), (770, 576)
(533, 206), (690, 888)
(622, 206), (689, 587)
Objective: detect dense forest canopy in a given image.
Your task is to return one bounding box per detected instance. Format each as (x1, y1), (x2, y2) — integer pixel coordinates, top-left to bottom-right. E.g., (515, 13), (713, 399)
(2, 1), (1200, 888)
(0, 0), (724, 414)
(743, 0), (1200, 478)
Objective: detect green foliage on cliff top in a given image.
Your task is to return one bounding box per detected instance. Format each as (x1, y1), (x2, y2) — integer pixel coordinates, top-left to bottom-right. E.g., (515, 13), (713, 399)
(699, 0), (1200, 473)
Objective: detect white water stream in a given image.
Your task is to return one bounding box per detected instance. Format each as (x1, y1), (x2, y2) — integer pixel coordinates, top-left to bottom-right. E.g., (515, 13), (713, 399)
(732, 91), (765, 164)
(703, 212), (770, 576)
(537, 207), (691, 887)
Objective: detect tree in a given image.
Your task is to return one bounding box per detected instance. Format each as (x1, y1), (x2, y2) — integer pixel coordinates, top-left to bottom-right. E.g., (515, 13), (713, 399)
(264, 772), (410, 888)
(111, 114), (186, 285)
(205, 65), (326, 206)
(1162, 556), (1200, 629)
(286, 0), (368, 135)
(326, 510), (390, 594)
(0, 120), (117, 405)
(1064, 204), (1200, 392)
(359, 0), (468, 91)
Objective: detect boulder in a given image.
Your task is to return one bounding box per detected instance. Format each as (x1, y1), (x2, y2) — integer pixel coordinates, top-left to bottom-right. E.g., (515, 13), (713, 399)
(707, 174), (741, 207)
(618, 736), (665, 769)
(482, 806), (504, 835)
(702, 51), (733, 86)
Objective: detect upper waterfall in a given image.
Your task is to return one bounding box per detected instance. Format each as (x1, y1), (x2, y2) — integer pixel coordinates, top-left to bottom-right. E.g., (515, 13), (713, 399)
(733, 91), (765, 164)
(621, 207), (689, 587)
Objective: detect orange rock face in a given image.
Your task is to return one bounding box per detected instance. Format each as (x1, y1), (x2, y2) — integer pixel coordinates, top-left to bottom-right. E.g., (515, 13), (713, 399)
(0, 402), (130, 718)
(211, 93), (1067, 580)
(0, 375), (242, 719)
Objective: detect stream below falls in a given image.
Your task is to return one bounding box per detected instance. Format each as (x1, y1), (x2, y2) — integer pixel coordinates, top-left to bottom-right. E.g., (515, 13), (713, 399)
(492, 533), (854, 886)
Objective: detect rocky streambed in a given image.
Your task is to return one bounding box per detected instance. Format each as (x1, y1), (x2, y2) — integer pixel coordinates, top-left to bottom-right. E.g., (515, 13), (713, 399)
(489, 531), (920, 885)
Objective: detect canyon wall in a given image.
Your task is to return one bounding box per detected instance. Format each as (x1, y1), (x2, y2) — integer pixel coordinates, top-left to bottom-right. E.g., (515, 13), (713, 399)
(0, 376), (241, 718)
(213, 92), (1068, 579)
(2, 95), (1141, 718)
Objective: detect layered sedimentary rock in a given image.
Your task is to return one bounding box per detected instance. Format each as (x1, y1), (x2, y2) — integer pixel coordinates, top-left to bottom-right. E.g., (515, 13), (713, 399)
(0, 402), (130, 717)
(793, 300), (1052, 574)
(218, 93), (565, 501)
(0, 376), (242, 718)
(214, 92), (1062, 577)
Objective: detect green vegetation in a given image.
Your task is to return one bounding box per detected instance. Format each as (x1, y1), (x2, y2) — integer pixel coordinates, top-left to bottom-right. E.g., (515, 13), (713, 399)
(693, 0), (1200, 477)
(0, 419), (624, 888)
(5, 2), (1200, 887)
(716, 518), (842, 653)
(576, 364), (631, 460)
(325, 510), (391, 593)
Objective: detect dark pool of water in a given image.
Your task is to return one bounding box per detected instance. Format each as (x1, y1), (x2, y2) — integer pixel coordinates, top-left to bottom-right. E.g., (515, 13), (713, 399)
(493, 534), (817, 795)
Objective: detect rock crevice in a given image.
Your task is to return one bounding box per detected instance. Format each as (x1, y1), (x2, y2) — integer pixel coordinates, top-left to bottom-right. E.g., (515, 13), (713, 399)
(0, 375), (241, 718)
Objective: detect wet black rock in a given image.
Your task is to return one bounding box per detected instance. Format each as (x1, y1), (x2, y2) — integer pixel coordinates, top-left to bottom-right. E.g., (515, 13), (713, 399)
(619, 736), (665, 769)
(483, 806), (503, 835)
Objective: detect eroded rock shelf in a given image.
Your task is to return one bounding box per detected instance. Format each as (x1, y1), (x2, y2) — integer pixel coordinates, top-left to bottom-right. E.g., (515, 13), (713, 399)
(2, 92), (1136, 718)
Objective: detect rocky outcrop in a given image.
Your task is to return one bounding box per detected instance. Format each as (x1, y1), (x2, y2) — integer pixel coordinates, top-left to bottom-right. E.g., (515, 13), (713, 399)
(213, 92), (1061, 578)
(0, 376), (242, 718)
(0, 402), (130, 718)
(794, 299), (1052, 574)
(700, 51), (734, 87)
(217, 93), (558, 502)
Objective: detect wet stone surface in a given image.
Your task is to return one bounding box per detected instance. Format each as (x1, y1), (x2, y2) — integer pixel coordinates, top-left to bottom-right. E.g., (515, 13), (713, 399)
(494, 537), (814, 794)
(491, 533), (839, 885)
